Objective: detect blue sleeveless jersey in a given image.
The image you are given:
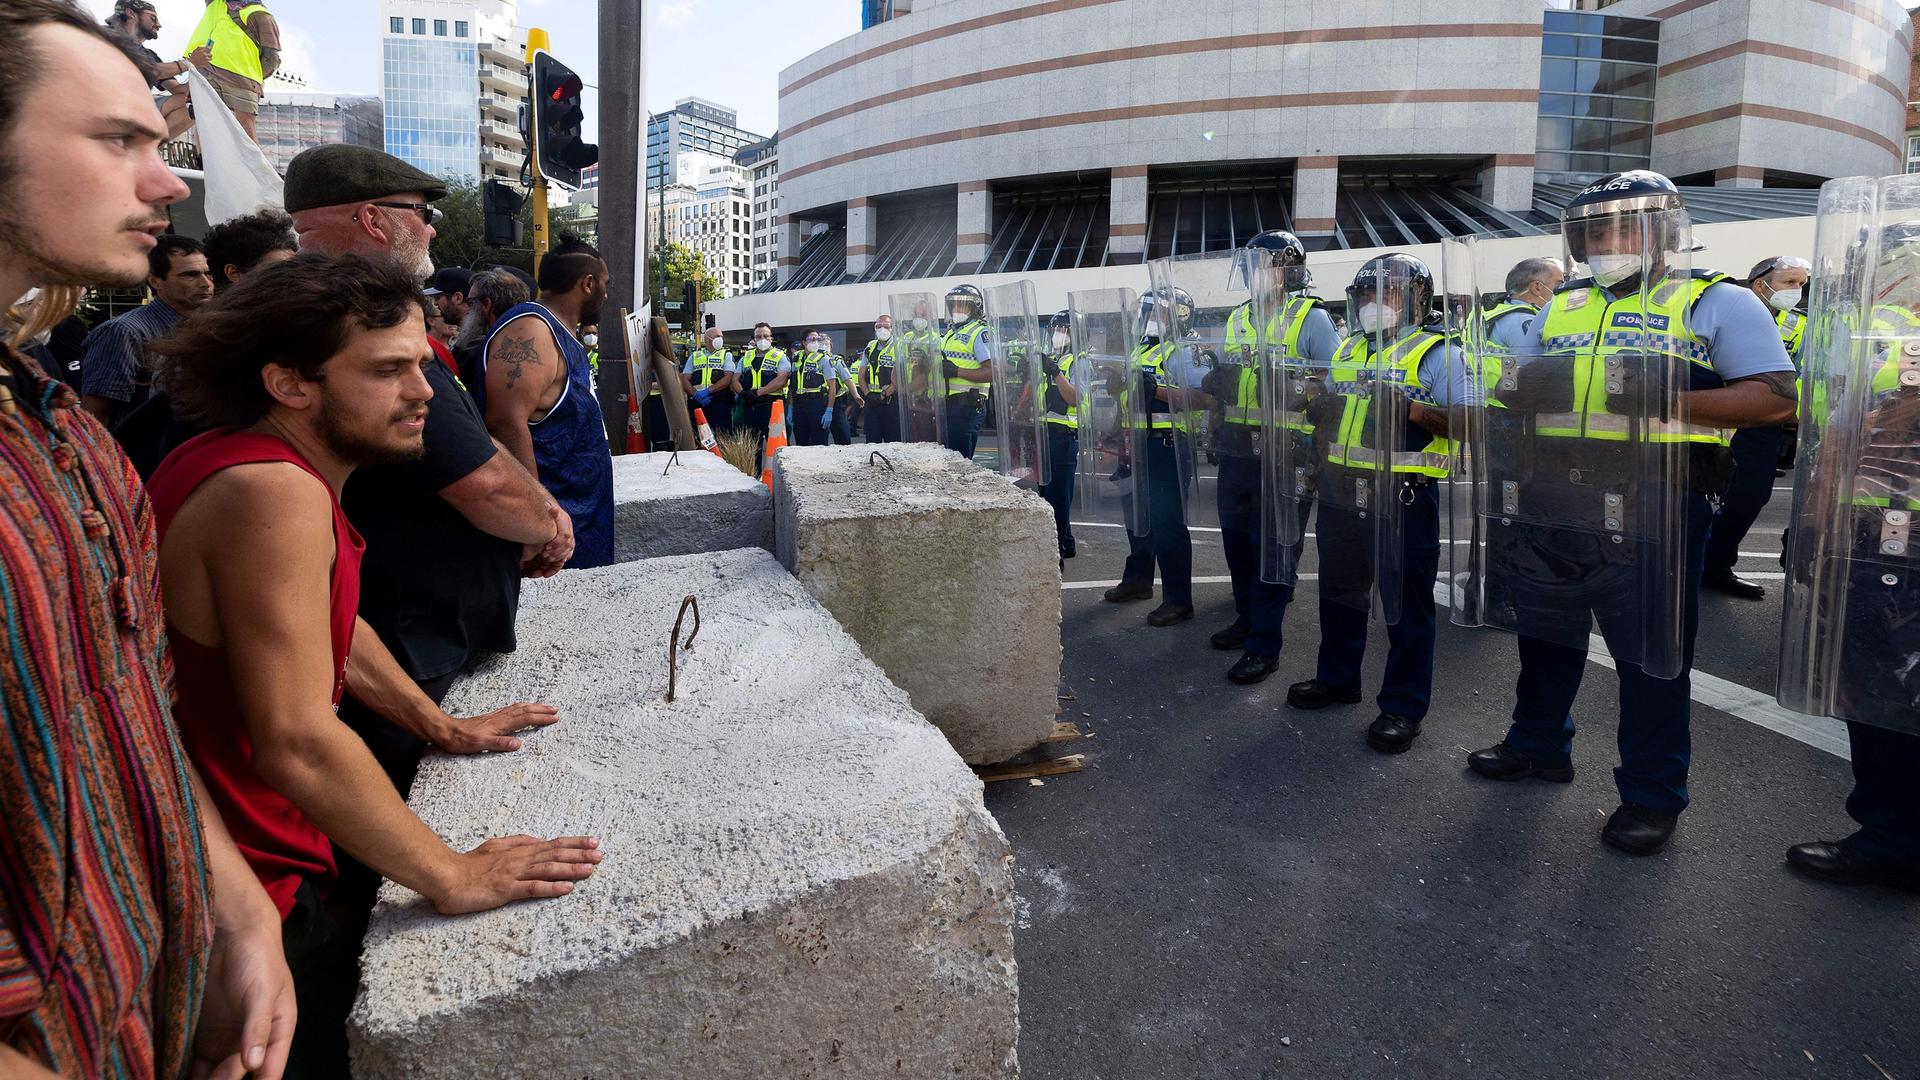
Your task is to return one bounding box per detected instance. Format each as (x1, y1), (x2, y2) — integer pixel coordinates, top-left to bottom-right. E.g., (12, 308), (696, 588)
(481, 302), (615, 568)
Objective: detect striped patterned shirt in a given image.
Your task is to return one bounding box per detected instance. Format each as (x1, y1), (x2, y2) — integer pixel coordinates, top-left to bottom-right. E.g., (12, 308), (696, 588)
(0, 345), (212, 1078)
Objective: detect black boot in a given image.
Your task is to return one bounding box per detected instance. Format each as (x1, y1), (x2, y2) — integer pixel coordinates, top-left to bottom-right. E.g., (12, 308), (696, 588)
(1601, 802), (1678, 856)
(1701, 570), (1765, 600)
(1786, 841), (1920, 893)
(1286, 678), (1361, 710)
(1103, 581), (1153, 603)
(1465, 741), (1574, 783)
(1209, 620), (1249, 651)
(1366, 713), (1421, 754)
(1226, 653), (1278, 685)
(1146, 602), (1194, 627)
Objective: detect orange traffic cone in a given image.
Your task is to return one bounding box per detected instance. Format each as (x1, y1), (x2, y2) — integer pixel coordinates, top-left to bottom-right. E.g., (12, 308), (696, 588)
(693, 407), (721, 456)
(760, 399), (788, 487)
(625, 390), (645, 454)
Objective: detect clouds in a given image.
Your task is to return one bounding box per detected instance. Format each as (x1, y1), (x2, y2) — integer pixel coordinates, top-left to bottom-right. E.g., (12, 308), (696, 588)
(657, 1), (702, 29)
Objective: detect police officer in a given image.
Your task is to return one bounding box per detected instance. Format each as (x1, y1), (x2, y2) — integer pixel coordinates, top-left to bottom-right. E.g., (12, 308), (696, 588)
(941, 284), (994, 458)
(1102, 287), (1197, 627)
(1465, 171), (1796, 855)
(1038, 310), (1083, 563)
(1211, 231), (1342, 685)
(1699, 255), (1811, 600)
(737, 320), (792, 465)
(1483, 257), (1565, 350)
(831, 344), (858, 445)
(789, 330), (838, 447)
(682, 324), (739, 435)
(861, 313), (901, 443)
(1285, 254), (1465, 753)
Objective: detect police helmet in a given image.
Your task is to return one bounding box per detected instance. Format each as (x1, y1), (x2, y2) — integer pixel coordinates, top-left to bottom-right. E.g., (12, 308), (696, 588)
(1245, 229), (1312, 289)
(1048, 310), (1071, 333)
(1345, 253), (1435, 332)
(1137, 286), (1195, 338)
(1561, 169), (1689, 267)
(945, 283), (985, 323)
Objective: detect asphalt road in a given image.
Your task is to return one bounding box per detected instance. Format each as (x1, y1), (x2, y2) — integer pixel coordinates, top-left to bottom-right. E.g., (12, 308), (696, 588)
(982, 458), (1920, 1080)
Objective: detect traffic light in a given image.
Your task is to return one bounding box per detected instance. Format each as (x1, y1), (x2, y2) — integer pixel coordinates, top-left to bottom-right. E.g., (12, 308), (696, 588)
(482, 180), (524, 247)
(530, 49), (598, 190)
(682, 281), (700, 324)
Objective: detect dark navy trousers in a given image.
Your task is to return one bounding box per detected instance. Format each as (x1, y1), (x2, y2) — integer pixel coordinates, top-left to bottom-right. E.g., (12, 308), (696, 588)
(1216, 452), (1296, 658)
(1118, 433), (1194, 607)
(1312, 481), (1441, 722)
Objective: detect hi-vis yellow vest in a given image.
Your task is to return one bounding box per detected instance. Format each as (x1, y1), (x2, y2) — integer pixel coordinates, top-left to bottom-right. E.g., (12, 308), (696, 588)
(1324, 329), (1452, 478)
(791, 350), (834, 394)
(1128, 340), (1179, 431)
(741, 347), (787, 391)
(1221, 296), (1323, 431)
(863, 338), (895, 391)
(1044, 353), (1081, 429)
(1531, 273), (1730, 447)
(1775, 307), (1805, 363)
(189, 2), (267, 84)
(688, 348), (729, 389)
(942, 320), (989, 396)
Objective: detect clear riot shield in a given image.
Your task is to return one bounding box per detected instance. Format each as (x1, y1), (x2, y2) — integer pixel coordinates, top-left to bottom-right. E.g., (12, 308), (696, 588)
(1454, 214), (1698, 679)
(1148, 250), (1289, 576)
(1246, 250), (1318, 583)
(1069, 288), (1148, 536)
(889, 291), (946, 445)
(985, 280), (1049, 486)
(1440, 234), (1496, 629)
(1293, 255), (1424, 623)
(1777, 175), (1920, 733)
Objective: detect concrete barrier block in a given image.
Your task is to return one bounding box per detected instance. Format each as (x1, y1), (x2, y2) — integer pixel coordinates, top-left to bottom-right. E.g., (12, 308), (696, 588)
(611, 450), (773, 563)
(772, 443), (1061, 764)
(349, 549), (1019, 1079)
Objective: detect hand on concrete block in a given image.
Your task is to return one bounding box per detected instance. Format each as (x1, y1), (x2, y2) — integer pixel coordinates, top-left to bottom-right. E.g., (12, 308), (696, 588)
(429, 701), (559, 755)
(430, 834), (603, 916)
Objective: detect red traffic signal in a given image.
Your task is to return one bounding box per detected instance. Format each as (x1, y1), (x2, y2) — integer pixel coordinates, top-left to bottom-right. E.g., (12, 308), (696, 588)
(530, 49), (598, 190)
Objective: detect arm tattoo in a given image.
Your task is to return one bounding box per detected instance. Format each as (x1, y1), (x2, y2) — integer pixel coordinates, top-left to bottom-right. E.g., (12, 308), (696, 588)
(493, 335), (541, 389)
(1740, 370), (1799, 402)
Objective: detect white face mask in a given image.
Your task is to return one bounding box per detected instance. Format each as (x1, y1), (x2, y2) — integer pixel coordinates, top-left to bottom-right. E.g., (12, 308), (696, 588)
(911, 317), (930, 331)
(1051, 331), (1070, 351)
(875, 326), (892, 341)
(806, 340), (822, 352)
(582, 334), (598, 347)
(1355, 302), (1393, 336)
(1144, 320), (1162, 339)
(1766, 287), (1802, 311)
(1587, 254), (1641, 287)
(754, 337), (771, 350)
(708, 337), (724, 350)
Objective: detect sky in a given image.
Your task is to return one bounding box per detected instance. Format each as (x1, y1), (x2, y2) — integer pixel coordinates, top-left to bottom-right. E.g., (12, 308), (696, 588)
(85, 0), (861, 142)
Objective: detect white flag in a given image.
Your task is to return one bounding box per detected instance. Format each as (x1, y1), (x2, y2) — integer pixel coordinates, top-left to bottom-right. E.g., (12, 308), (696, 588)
(185, 67), (284, 224)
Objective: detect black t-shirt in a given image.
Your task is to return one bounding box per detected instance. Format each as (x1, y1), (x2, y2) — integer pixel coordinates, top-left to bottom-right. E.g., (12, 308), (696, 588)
(342, 355), (521, 681)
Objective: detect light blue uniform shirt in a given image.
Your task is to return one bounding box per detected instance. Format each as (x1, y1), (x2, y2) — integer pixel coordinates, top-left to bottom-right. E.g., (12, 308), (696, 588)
(1488, 308), (1537, 352)
(1295, 305), (1344, 368)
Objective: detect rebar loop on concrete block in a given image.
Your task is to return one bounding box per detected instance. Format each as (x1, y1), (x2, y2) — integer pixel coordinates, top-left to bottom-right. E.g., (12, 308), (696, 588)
(666, 594), (701, 703)
(660, 449), (683, 477)
(868, 449), (895, 473)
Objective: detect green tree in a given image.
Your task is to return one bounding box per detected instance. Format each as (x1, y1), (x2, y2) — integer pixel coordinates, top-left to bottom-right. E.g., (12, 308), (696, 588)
(653, 240), (728, 311)
(429, 176), (536, 274)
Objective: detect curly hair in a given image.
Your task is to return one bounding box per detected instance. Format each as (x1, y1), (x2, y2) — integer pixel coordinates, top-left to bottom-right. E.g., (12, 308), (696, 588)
(153, 252), (424, 427)
(202, 210), (297, 288)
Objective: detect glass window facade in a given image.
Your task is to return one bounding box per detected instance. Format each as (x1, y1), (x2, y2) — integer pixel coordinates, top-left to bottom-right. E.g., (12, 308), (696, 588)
(1535, 10), (1659, 178)
(383, 38), (480, 182)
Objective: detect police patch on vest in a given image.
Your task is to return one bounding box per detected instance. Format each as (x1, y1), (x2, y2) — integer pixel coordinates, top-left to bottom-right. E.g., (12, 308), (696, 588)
(1610, 311), (1671, 331)
(1562, 288), (1592, 311)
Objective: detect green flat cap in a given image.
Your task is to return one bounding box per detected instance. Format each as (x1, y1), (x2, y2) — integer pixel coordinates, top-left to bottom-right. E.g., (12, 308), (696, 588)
(283, 145), (448, 213)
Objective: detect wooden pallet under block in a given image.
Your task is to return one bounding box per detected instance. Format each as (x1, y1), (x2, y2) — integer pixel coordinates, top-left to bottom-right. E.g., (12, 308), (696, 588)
(973, 722), (1087, 783)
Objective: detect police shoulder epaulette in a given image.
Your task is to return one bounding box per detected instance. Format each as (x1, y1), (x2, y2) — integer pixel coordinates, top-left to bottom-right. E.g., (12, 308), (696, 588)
(1561, 287), (1593, 311)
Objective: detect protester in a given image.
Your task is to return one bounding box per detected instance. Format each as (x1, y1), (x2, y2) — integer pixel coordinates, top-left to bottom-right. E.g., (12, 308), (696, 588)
(454, 266), (531, 388)
(479, 233), (617, 569)
(284, 144), (572, 796)
(104, 0), (193, 137)
(149, 252), (600, 1074)
(4, 286), (86, 388)
(425, 266), (473, 329)
(1, 4), (295, 1076)
(203, 207), (298, 289)
(186, 0), (282, 142)
(79, 233), (212, 428)
(425, 300), (459, 347)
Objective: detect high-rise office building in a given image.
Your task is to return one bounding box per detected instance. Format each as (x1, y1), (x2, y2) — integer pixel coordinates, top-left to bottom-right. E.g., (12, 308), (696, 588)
(380, 0), (527, 184)
(737, 134), (780, 290)
(646, 98), (765, 191)
(647, 153), (754, 296)
(257, 91), (385, 173)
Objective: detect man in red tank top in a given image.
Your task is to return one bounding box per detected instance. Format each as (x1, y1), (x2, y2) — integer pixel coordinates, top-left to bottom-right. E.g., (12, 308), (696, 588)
(147, 253), (602, 1073)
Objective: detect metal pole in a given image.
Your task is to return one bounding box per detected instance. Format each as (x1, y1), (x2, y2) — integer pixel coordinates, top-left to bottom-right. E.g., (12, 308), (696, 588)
(524, 27), (551, 275)
(596, 1), (645, 450)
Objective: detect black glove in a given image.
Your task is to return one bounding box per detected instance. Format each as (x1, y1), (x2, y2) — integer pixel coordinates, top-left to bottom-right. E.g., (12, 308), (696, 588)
(943, 359), (962, 380)
(1199, 365), (1233, 401)
(1041, 354), (1060, 379)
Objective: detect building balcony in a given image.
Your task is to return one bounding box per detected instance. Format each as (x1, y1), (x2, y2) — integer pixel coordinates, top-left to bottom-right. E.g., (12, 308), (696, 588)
(478, 120), (524, 147)
(478, 63), (526, 95)
(479, 144), (524, 172)
(477, 39), (520, 68)
(476, 95), (518, 123)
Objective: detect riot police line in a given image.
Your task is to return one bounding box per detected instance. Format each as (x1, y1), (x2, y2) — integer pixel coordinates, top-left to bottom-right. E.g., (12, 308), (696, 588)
(709, 169), (1918, 887)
